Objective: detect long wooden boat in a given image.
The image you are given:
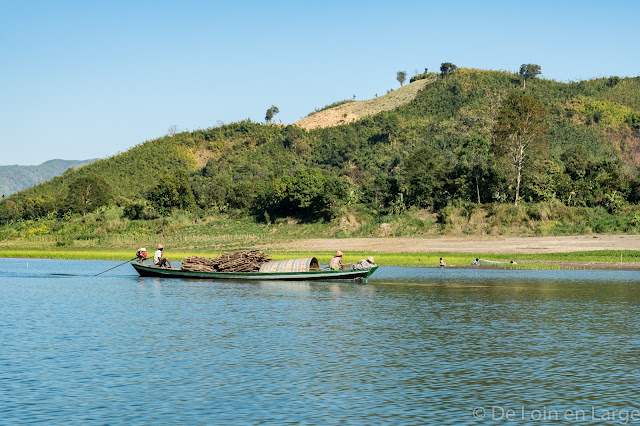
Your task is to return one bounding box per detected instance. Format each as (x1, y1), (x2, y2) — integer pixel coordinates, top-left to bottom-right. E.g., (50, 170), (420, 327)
(132, 261), (378, 282)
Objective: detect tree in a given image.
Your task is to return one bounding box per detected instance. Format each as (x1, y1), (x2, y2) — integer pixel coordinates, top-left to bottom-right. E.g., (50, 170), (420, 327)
(440, 62), (458, 78)
(457, 135), (494, 204)
(400, 148), (449, 209)
(396, 71), (407, 87)
(519, 64), (541, 89)
(265, 105), (279, 123)
(256, 168), (348, 221)
(167, 125), (179, 136)
(146, 172), (195, 215)
(65, 174), (112, 215)
(494, 93), (547, 206)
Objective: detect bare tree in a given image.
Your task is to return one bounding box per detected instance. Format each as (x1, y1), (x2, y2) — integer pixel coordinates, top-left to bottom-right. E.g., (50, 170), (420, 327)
(494, 93), (548, 206)
(167, 125), (178, 137)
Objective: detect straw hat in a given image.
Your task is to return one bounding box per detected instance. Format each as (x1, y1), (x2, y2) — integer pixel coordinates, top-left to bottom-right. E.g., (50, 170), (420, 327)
(367, 256), (375, 264)
(157, 244), (164, 249)
(335, 250), (343, 257)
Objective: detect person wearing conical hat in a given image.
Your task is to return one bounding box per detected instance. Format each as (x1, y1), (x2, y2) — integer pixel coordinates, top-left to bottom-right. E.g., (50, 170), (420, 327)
(153, 244), (172, 268)
(355, 255), (377, 270)
(329, 250), (344, 270)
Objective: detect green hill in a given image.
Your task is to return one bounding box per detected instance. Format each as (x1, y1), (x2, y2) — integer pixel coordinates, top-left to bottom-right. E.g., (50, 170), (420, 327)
(2, 68), (640, 241)
(0, 159), (98, 197)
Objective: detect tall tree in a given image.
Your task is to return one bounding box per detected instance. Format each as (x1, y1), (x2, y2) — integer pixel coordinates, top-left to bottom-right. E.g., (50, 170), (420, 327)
(265, 105), (279, 123)
(396, 71), (407, 87)
(457, 136), (493, 204)
(440, 62), (458, 78)
(65, 174), (112, 215)
(519, 64), (541, 89)
(494, 93), (547, 206)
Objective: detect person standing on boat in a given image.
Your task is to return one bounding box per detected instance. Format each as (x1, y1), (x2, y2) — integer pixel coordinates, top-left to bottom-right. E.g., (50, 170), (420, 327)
(154, 244), (172, 268)
(355, 256), (376, 270)
(329, 250), (344, 270)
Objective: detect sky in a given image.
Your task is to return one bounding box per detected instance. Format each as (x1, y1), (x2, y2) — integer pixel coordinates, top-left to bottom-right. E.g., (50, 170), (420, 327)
(1, 0), (639, 165)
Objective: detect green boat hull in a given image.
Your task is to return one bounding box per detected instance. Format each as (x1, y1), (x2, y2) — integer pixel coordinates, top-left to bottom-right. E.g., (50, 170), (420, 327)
(132, 263), (378, 282)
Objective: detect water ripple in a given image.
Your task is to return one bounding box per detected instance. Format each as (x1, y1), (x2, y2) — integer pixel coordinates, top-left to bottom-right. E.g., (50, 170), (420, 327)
(1, 259), (640, 423)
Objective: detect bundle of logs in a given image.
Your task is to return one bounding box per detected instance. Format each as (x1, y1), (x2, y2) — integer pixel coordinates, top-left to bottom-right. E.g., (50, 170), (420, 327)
(181, 250), (272, 273)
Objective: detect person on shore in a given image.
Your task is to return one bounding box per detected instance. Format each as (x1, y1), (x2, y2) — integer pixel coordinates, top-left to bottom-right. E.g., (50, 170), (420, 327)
(355, 256), (377, 270)
(329, 250), (344, 270)
(439, 258), (446, 267)
(154, 244), (172, 268)
(472, 258), (479, 266)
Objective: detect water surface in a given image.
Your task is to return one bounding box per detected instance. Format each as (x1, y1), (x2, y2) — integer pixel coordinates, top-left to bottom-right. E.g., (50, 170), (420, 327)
(1, 258), (640, 424)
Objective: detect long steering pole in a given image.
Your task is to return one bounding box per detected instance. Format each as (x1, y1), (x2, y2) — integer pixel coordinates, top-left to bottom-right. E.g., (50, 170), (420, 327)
(95, 257), (138, 276)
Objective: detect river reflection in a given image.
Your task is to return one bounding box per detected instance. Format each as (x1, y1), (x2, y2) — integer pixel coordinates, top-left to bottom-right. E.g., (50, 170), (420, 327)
(1, 259), (640, 424)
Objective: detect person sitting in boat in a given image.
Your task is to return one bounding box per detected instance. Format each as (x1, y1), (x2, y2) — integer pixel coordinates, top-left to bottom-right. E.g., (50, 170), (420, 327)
(354, 256), (376, 270)
(329, 250), (344, 270)
(154, 244), (172, 268)
(136, 247), (148, 262)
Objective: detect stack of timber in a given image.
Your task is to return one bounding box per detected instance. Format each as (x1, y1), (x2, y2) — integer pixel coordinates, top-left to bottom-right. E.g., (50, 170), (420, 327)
(181, 250), (272, 273)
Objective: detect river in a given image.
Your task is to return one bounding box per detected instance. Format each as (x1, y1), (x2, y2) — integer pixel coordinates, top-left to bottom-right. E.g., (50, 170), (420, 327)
(1, 258), (640, 424)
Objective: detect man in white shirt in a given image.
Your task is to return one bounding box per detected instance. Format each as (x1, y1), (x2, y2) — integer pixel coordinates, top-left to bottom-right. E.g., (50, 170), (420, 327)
(154, 244), (172, 268)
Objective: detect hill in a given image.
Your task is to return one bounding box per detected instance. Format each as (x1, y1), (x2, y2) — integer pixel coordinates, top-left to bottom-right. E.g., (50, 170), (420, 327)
(0, 159), (97, 197)
(294, 77), (433, 129)
(2, 68), (640, 242)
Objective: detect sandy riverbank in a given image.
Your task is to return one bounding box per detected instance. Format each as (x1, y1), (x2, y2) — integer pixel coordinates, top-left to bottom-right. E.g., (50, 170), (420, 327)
(268, 234), (640, 254)
(266, 235), (640, 270)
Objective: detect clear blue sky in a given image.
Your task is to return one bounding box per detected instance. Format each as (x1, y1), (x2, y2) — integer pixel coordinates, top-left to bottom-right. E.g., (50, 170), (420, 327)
(1, 0), (638, 165)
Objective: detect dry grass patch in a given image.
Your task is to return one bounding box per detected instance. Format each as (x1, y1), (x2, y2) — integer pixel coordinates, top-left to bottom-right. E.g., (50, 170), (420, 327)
(294, 78), (434, 130)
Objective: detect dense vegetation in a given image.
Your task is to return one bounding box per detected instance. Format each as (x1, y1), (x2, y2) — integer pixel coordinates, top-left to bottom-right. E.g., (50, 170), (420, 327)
(2, 68), (640, 244)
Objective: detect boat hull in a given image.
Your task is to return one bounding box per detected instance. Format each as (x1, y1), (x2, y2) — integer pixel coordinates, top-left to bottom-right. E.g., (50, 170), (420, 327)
(132, 263), (377, 282)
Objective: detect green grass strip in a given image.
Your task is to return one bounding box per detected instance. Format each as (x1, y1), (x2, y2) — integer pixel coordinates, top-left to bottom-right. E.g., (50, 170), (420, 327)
(2, 248), (640, 269)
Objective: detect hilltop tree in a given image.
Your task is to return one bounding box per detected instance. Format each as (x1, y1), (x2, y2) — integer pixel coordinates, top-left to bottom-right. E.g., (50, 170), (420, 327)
(440, 62), (458, 78)
(396, 71), (407, 87)
(167, 125), (179, 136)
(265, 105), (279, 123)
(519, 64), (541, 89)
(494, 93), (548, 206)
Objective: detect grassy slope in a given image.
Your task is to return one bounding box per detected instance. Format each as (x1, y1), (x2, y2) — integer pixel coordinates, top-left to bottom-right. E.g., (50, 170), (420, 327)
(294, 77), (434, 129)
(8, 69), (640, 206)
(11, 134), (200, 201)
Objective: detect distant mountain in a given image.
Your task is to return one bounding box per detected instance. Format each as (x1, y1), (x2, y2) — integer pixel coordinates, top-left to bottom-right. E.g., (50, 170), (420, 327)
(0, 159), (98, 197)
